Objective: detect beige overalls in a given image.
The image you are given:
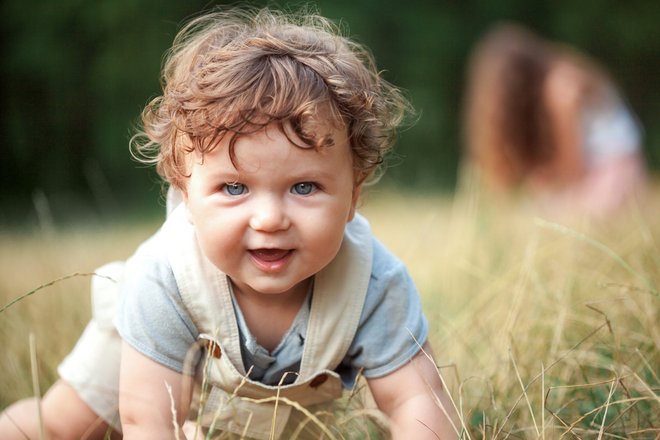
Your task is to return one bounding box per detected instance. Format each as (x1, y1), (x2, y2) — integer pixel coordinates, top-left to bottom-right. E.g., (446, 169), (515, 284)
(164, 206), (375, 439)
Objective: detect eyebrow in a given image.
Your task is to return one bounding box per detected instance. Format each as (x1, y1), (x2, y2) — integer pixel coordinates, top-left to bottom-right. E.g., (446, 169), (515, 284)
(200, 167), (240, 182)
(288, 167), (339, 181)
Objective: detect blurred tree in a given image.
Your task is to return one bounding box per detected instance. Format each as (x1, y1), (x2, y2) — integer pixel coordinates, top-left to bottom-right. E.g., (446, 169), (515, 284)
(0, 0), (209, 224)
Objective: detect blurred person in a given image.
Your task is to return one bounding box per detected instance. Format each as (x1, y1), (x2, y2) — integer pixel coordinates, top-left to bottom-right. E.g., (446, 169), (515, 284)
(0, 6), (459, 440)
(462, 23), (646, 218)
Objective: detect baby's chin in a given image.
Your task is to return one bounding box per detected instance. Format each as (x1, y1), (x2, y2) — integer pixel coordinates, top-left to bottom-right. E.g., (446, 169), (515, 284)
(230, 275), (313, 298)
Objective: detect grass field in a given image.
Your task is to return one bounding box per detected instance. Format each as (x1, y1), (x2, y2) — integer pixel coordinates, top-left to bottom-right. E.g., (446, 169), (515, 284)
(1, 178), (658, 438)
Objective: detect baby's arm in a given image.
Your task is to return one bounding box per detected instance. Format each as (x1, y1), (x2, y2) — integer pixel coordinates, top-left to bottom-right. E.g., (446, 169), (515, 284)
(368, 342), (459, 440)
(119, 341), (193, 439)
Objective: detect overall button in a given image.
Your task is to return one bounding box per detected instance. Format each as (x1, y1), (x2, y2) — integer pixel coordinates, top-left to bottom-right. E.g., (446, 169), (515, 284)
(205, 340), (222, 359)
(309, 373), (328, 389)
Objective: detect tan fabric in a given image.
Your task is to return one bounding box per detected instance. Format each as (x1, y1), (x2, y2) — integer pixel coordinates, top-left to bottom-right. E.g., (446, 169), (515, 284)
(166, 205), (373, 439)
(57, 261), (125, 432)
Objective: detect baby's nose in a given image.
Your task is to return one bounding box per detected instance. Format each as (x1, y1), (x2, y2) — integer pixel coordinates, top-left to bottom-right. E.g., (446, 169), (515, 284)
(248, 196), (290, 232)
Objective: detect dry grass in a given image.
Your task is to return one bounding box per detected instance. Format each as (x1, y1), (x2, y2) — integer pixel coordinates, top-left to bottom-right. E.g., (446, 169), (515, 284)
(1, 177), (659, 438)
(361, 176), (660, 438)
(0, 222), (154, 407)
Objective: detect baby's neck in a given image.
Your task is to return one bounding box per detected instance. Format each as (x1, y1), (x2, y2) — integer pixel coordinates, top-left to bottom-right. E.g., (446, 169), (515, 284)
(230, 278), (311, 352)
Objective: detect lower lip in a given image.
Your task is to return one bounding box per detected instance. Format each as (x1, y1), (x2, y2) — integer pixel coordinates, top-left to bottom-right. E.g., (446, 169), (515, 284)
(248, 250), (294, 273)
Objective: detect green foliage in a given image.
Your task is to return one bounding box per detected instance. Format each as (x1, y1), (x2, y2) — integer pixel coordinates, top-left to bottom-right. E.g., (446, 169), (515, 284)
(2, 0), (659, 224)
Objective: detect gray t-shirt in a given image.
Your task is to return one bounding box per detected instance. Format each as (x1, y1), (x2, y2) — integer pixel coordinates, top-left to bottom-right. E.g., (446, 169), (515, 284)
(114, 224), (428, 388)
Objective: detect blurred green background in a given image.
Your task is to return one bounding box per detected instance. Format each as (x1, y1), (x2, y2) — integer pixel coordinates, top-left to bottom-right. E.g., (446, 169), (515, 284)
(2, 0), (659, 227)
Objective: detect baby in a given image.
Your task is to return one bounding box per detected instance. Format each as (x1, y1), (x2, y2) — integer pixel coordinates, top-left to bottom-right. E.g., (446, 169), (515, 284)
(1, 6), (458, 439)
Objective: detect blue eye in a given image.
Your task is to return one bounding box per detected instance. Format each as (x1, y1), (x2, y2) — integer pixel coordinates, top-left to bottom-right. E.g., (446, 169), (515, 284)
(223, 183), (247, 196)
(291, 182), (317, 195)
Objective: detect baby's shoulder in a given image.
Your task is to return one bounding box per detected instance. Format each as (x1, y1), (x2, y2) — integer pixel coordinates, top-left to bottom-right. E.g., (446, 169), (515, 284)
(369, 237), (409, 283)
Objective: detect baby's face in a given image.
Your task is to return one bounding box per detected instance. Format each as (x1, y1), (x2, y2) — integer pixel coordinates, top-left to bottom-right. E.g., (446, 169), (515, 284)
(183, 122), (359, 299)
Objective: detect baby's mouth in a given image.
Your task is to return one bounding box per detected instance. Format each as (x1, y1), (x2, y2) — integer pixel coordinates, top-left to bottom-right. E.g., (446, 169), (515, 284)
(248, 248), (294, 272)
(249, 248), (292, 262)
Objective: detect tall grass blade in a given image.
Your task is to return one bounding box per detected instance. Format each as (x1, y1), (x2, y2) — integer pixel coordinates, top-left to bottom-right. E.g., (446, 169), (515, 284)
(0, 272), (112, 314)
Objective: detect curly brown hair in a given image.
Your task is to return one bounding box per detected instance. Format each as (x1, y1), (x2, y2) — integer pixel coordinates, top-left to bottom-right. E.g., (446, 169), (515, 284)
(131, 6), (413, 191)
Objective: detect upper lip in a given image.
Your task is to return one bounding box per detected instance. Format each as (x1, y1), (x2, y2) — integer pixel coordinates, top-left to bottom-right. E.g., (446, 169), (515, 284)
(248, 242), (292, 250)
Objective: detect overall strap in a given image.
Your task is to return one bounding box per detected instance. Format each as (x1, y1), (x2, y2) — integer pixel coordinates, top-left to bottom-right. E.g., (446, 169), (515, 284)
(165, 205), (246, 375)
(299, 214), (373, 378)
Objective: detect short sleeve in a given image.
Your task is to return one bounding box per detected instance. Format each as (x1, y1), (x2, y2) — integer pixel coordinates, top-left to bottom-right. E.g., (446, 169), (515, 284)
(113, 236), (199, 374)
(337, 239), (428, 385)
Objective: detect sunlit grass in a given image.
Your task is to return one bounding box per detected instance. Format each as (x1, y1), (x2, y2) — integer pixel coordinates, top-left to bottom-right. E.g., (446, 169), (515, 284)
(1, 177), (658, 438)
(0, 223), (155, 407)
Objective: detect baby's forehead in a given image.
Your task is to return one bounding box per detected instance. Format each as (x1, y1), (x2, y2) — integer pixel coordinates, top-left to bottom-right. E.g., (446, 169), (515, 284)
(194, 109), (348, 147)
(187, 120), (351, 161)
